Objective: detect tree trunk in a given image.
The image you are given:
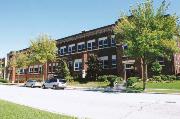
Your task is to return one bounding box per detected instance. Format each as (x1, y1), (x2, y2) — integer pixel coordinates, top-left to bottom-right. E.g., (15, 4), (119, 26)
(142, 58), (148, 90)
(43, 62), (48, 81)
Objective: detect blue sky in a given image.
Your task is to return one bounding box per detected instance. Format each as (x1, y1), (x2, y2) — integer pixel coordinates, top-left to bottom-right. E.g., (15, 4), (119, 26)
(0, 0), (179, 58)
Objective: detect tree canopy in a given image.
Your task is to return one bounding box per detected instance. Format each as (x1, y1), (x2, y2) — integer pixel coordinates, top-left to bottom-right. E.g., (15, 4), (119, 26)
(114, 0), (179, 89)
(29, 34), (57, 64)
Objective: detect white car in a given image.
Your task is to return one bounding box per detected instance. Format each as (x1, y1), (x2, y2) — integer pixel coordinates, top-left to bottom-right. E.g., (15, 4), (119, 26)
(24, 80), (42, 88)
(42, 78), (67, 89)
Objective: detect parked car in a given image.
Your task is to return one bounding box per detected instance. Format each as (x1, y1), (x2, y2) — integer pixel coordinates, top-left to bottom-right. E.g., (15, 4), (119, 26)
(24, 80), (42, 88)
(42, 78), (67, 89)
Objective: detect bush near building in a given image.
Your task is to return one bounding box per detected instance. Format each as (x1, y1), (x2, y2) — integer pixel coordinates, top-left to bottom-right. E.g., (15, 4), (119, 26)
(0, 79), (8, 83)
(97, 75), (123, 87)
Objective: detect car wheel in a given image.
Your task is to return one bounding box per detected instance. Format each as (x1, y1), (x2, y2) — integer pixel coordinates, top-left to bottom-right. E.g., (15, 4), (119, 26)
(31, 84), (34, 88)
(53, 85), (57, 89)
(42, 85), (46, 89)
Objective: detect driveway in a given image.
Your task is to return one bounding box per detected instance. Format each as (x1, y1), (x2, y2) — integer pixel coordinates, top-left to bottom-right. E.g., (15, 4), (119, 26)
(0, 85), (180, 119)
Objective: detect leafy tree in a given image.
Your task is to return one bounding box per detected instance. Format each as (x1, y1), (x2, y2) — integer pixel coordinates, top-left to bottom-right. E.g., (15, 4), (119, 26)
(0, 60), (4, 78)
(55, 58), (73, 82)
(114, 0), (179, 90)
(7, 52), (29, 82)
(86, 55), (102, 81)
(29, 34), (57, 80)
(16, 52), (30, 69)
(151, 61), (162, 75)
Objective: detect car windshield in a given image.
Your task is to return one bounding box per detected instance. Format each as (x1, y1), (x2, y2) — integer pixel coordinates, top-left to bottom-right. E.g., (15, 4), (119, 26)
(58, 79), (67, 83)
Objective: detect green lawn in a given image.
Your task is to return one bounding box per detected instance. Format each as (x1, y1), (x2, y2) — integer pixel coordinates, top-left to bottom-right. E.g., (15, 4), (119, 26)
(134, 80), (180, 94)
(0, 99), (76, 119)
(135, 80), (180, 89)
(68, 81), (109, 88)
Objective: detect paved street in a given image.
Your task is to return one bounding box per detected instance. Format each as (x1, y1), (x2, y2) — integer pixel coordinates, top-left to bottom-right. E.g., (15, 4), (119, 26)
(0, 85), (180, 119)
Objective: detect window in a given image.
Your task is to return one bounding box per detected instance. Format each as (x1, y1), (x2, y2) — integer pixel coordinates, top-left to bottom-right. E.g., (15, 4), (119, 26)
(68, 44), (75, 54)
(98, 40), (103, 48)
(39, 65), (42, 73)
(29, 66), (34, 73)
(74, 59), (82, 71)
(112, 55), (117, 68)
(60, 46), (67, 56)
(34, 65), (39, 73)
(77, 42), (85, 52)
(52, 63), (56, 72)
(125, 64), (134, 69)
(99, 56), (109, 69)
(98, 37), (109, 48)
(20, 69), (25, 74)
(111, 35), (116, 47)
(122, 44), (128, 50)
(48, 64), (52, 73)
(87, 39), (96, 51)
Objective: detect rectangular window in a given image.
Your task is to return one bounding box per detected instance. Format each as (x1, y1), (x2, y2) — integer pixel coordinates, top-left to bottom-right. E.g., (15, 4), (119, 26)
(98, 40), (103, 48)
(98, 37), (109, 48)
(30, 68), (33, 73)
(68, 44), (75, 54)
(74, 59), (82, 71)
(112, 55), (117, 68)
(52, 63), (56, 73)
(39, 65), (42, 73)
(99, 56), (109, 69)
(60, 46), (66, 56)
(122, 44), (128, 50)
(111, 35), (116, 47)
(87, 39), (95, 51)
(103, 39), (108, 47)
(125, 64), (134, 69)
(48, 64), (52, 73)
(77, 42), (85, 52)
(20, 69), (25, 74)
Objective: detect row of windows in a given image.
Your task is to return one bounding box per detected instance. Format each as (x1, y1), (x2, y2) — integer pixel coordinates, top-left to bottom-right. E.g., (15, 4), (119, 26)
(16, 55), (117, 74)
(59, 35), (116, 56)
(73, 55), (117, 71)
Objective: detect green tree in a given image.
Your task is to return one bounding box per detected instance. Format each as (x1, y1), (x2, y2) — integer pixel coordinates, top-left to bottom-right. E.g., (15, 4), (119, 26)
(86, 55), (102, 81)
(7, 52), (29, 82)
(151, 61), (162, 75)
(0, 60), (4, 78)
(29, 34), (57, 80)
(16, 52), (30, 69)
(55, 58), (73, 82)
(15, 52), (30, 82)
(114, 0), (179, 90)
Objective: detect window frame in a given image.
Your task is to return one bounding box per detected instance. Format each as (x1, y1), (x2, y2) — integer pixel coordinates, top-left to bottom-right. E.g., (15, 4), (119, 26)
(74, 59), (82, 71)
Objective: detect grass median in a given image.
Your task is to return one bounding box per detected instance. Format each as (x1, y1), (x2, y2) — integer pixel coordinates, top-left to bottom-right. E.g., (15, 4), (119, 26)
(0, 99), (76, 119)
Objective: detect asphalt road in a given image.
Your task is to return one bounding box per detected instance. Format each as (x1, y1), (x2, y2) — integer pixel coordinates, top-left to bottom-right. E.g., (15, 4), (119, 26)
(0, 85), (180, 119)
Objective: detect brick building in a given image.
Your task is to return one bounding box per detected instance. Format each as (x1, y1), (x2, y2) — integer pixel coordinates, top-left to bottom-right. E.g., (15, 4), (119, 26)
(0, 58), (6, 79)
(6, 22), (180, 82)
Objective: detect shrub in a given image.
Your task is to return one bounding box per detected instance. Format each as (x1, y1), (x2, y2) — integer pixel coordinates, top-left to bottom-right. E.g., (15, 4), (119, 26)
(151, 61), (162, 75)
(14, 79), (26, 83)
(97, 75), (123, 87)
(126, 77), (139, 87)
(152, 76), (162, 82)
(0, 79), (8, 83)
(65, 75), (73, 82)
(97, 75), (108, 82)
(166, 75), (176, 82)
(160, 75), (168, 81)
